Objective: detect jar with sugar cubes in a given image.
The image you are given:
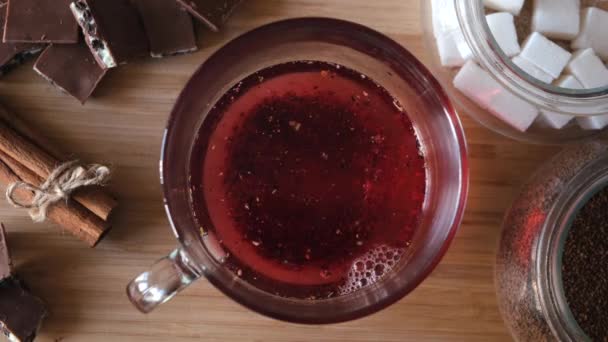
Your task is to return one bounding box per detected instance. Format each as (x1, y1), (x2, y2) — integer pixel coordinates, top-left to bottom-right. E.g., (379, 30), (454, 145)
(495, 141), (608, 341)
(422, 0), (608, 144)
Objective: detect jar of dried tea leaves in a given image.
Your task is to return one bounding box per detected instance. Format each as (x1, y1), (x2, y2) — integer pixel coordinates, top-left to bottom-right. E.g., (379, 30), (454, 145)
(496, 141), (608, 341)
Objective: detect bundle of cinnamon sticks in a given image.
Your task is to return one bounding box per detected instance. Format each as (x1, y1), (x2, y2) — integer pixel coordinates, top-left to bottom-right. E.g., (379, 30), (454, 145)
(0, 104), (117, 247)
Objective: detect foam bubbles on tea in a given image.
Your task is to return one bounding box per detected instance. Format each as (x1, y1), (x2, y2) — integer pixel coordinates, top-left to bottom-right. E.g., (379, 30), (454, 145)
(338, 245), (406, 295)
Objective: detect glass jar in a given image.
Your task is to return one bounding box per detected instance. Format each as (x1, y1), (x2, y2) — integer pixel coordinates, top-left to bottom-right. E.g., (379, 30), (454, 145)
(496, 141), (608, 341)
(421, 0), (608, 144)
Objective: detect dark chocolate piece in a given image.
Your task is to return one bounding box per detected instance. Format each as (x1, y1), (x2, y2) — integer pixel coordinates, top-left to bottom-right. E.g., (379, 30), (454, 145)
(0, 224), (11, 280)
(133, 0), (197, 58)
(70, 0), (149, 69)
(3, 0), (78, 43)
(34, 42), (106, 103)
(0, 225), (46, 342)
(0, 277), (47, 342)
(175, 0), (242, 31)
(0, 2), (42, 75)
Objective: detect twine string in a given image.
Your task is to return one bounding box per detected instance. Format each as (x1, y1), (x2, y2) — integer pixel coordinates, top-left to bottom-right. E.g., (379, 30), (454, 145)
(5, 161), (110, 222)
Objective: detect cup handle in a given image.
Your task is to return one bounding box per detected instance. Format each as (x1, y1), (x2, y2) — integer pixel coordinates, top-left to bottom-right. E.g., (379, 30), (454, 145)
(127, 246), (202, 313)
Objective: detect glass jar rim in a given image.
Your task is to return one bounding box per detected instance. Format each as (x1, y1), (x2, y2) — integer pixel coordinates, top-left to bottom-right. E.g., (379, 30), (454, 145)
(458, 0), (608, 117)
(536, 151), (608, 341)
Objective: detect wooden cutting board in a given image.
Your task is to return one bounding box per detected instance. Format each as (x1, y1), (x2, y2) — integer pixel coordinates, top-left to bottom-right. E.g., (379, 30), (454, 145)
(0, 1), (561, 341)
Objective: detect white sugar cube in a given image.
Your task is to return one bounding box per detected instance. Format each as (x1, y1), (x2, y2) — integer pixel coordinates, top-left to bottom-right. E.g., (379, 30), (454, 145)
(454, 61), (538, 132)
(572, 7), (608, 61)
(437, 29), (474, 67)
(520, 32), (572, 78)
(532, 0), (580, 41)
(555, 74), (584, 90)
(486, 13), (521, 57)
(431, 0), (460, 38)
(577, 115), (608, 130)
(566, 48), (608, 88)
(483, 0), (525, 15)
(537, 112), (574, 129)
(512, 56), (554, 83)
(536, 76), (582, 129)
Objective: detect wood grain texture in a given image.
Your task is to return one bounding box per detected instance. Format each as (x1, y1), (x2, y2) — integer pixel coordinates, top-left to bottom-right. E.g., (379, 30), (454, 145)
(0, 1), (562, 341)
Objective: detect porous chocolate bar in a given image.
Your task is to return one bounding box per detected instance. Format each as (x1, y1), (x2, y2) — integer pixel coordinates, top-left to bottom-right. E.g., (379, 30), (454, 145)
(34, 42), (106, 103)
(3, 0), (78, 43)
(0, 2), (42, 75)
(133, 0), (197, 57)
(70, 0), (149, 68)
(175, 0), (242, 31)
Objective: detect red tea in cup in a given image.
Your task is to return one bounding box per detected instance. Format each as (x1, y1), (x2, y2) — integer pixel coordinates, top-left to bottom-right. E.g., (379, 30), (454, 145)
(190, 61), (426, 299)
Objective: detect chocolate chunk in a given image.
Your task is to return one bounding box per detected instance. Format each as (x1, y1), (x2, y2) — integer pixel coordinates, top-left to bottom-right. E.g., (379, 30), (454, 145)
(0, 224), (11, 280)
(70, 0), (149, 68)
(34, 42), (106, 103)
(0, 2), (42, 75)
(175, 0), (242, 31)
(0, 225), (46, 342)
(133, 0), (197, 58)
(0, 277), (47, 342)
(3, 0), (78, 43)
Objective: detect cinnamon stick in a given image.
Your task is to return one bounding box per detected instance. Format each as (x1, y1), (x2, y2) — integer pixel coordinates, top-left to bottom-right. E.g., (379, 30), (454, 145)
(0, 120), (117, 221)
(0, 105), (64, 159)
(0, 157), (109, 247)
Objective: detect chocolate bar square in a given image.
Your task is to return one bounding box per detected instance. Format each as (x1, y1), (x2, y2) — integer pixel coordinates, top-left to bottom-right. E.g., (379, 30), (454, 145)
(0, 278), (47, 342)
(34, 42), (107, 103)
(70, 0), (149, 69)
(0, 2), (42, 75)
(133, 0), (197, 58)
(3, 0), (78, 43)
(175, 0), (242, 31)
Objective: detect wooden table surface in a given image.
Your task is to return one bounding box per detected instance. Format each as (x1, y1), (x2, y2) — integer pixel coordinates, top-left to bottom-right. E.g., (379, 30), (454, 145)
(0, 1), (563, 341)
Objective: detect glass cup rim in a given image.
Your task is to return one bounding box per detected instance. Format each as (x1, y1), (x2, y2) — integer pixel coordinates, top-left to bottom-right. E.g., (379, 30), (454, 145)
(160, 17), (469, 323)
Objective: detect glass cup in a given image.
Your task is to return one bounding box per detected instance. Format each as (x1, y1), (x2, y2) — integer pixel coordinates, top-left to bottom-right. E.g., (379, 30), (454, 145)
(126, 18), (469, 323)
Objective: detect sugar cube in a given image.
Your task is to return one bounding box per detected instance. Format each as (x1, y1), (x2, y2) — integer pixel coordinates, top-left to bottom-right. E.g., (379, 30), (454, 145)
(454, 61), (538, 132)
(555, 74), (584, 90)
(431, 0), (460, 38)
(520, 32), (572, 78)
(566, 48), (608, 88)
(486, 12), (521, 57)
(437, 29), (473, 67)
(577, 114), (608, 130)
(483, 0), (525, 15)
(536, 76), (582, 129)
(572, 7), (608, 61)
(512, 55), (554, 83)
(532, 0), (580, 41)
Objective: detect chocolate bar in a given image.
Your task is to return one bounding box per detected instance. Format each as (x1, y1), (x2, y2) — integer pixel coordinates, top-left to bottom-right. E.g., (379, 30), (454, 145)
(70, 0), (149, 69)
(34, 42), (107, 103)
(3, 0), (78, 43)
(0, 2), (42, 76)
(0, 226), (47, 342)
(0, 224), (11, 280)
(175, 0), (242, 31)
(133, 0), (197, 58)
(0, 278), (47, 342)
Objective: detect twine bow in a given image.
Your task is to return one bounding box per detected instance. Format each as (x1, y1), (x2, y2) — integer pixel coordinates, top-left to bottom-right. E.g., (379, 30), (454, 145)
(5, 161), (110, 222)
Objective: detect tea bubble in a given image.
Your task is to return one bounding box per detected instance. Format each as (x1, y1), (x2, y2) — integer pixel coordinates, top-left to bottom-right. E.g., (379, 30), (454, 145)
(337, 245), (406, 295)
